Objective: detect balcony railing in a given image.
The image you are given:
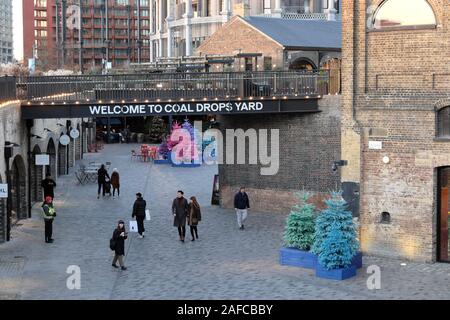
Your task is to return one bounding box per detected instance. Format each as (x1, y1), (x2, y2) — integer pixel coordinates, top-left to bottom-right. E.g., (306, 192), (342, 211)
(0, 76), (16, 103)
(17, 71), (330, 104)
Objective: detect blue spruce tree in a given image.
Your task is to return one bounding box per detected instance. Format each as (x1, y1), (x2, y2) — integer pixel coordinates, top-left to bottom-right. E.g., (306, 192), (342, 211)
(283, 192), (316, 251)
(312, 192), (360, 270)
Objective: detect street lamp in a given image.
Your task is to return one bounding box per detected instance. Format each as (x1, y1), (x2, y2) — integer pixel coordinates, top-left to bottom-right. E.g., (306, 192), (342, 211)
(4, 141), (20, 242)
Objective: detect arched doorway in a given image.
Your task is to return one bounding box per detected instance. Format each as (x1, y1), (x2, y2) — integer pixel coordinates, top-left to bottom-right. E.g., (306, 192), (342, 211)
(46, 138), (57, 179)
(58, 140), (67, 176)
(30, 145), (44, 203)
(289, 58), (316, 71)
(437, 167), (450, 262)
(11, 156), (27, 223)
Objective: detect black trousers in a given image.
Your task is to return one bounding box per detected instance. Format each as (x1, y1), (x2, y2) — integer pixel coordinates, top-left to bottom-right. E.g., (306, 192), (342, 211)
(45, 219), (53, 241)
(190, 226), (198, 239)
(178, 226), (186, 238)
(136, 216), (145, 235)
(113, 187), (120, 196)
(98, 182), (106, 196)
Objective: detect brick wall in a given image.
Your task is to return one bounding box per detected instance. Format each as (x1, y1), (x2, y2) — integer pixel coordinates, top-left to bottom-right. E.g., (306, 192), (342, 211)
(342, 0), (450, 262)
(198, 16), (285, 69)
(218, 95), (341, 214)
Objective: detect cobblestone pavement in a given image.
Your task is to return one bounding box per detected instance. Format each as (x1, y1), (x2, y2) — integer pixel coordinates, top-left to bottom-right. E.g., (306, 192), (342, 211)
(1, 144), (450, 300)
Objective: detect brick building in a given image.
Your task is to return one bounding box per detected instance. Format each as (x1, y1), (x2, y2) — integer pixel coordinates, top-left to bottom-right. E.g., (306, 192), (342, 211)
(23, 0), (152, 72)
(342, 0), (450, 262)
(197, 16), (341, 92)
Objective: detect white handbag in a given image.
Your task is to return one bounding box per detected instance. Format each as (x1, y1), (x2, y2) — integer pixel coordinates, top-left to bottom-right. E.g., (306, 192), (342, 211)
(129, 220), (138, 233)
(146, 209), (151, 221)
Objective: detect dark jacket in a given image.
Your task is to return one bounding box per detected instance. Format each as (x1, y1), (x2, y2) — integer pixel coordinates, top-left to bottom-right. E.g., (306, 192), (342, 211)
(98, 168), (110, 183)
(111, 172), (120, 188)
(132, 198), (147, 218)
(187, 203), (202, 227)
(234, 192), (250, 210)
(41, 178), (56, 197)
(112, 228), (128, 256)
(172, 197), (189, 227)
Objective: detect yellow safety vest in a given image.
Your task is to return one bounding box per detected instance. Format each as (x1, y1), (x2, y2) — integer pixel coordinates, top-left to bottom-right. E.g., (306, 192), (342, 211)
(43, 205), (56, 220)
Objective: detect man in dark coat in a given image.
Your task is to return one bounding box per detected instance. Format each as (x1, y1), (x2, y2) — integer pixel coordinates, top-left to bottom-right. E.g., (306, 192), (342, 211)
(172, 190), (189, 242)
(41, 173), (56, 201)
(234, 187), (250, 230)
(112, 220), (128, 271)
(132, 193), (147, 238)
(97, 164), (110, 199)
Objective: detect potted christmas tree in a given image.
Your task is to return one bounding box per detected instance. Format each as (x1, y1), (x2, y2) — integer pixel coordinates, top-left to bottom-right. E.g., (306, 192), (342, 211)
(280, 192), (317, 269)
(171, 119), (202, 168)
(312, 192), (361, 280)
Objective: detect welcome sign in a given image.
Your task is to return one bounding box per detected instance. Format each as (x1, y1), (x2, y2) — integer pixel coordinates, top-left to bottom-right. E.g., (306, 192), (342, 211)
(21, 98), (319, 119)
(88, 102), (266, 116)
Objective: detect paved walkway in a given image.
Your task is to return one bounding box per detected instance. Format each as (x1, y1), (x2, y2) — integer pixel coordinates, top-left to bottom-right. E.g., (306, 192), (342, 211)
(1, 144), (450, 300)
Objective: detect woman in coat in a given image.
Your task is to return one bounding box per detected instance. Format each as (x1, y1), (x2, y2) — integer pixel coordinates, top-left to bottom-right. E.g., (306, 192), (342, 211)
(111, 168), (120, 198)
(112, 220), (128, 271)
(172, 190), (189, 242)
(187, 196), (202, 241)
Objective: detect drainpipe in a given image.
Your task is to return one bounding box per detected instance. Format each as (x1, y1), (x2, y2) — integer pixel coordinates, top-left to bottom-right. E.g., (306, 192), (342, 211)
(26, 121), (33, 219)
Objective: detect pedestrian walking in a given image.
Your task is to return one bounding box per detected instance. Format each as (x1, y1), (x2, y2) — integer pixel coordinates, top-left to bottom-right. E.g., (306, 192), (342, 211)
(111, 220), (128, 271)
(132, 193), (147, 238)
(42, 196), (56, 243)
(97, 164), (110, 199)
(172, 190), (189, 242)
(111, 169), (120, 199)
(187, 196), (202, 241)
(41, 173), (56, 201)
(234, 187), (250, 230)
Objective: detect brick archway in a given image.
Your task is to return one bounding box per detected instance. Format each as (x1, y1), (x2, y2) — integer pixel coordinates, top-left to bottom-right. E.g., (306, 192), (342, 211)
(31, 145), (44, 203)
(46, 138), (57, 179)
(11, 155), (27, 222)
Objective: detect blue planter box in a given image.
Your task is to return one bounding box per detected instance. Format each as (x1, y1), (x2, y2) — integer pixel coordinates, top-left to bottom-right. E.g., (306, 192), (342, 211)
(279, 247), (317, 270)
(172, 162), (202, 168)
(315, 264), (357, 280)
(154, 159), (170, 165)
(352, 252), (363, 269)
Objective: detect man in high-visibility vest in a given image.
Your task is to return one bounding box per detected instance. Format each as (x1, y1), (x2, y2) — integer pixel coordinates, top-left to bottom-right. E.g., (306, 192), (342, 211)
(42, 196), (56, 243)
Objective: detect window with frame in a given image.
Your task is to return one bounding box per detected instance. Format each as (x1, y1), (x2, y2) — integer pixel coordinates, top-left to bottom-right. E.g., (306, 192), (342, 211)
(437, 107), (450, 138)
(373, 0), (436, 29)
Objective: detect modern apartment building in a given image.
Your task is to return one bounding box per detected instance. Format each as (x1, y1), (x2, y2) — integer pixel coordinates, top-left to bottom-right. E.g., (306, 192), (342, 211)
(149, 0), (341, 61)
(23, 0), (152, 71)
(0, 0), (13, 64)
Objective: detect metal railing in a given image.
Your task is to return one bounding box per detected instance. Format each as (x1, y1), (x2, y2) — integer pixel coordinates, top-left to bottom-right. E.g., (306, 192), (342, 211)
(0, 76), (17, 103)
(18, 71), (330, 103)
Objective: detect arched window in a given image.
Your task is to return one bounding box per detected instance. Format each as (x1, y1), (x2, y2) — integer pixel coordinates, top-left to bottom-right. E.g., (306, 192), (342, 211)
(373, 0), (436, 29)
(437, 107), (450, 137)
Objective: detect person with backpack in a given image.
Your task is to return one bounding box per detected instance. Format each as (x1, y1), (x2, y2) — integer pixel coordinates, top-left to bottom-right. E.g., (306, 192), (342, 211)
(111, 220), (128, 271)
(42, 196), (56, 243)
(132, 193), (147, 239)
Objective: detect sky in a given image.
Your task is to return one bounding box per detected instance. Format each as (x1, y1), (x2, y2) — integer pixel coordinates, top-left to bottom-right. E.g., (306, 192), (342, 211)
(13, 0), (24, 61)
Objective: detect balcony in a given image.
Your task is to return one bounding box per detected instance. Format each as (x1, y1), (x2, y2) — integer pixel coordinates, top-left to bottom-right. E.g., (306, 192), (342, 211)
(18, 70), (329, 104)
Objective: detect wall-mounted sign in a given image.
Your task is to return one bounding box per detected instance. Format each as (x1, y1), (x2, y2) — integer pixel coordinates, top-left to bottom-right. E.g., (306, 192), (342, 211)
(60, 135), (70, 146)
(0, 184), (8, 198)
(70, 128), (80, 139)
(22, 98), (320, 119)
(369, 141), (383, 150)
(35, 154), (50, 166)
